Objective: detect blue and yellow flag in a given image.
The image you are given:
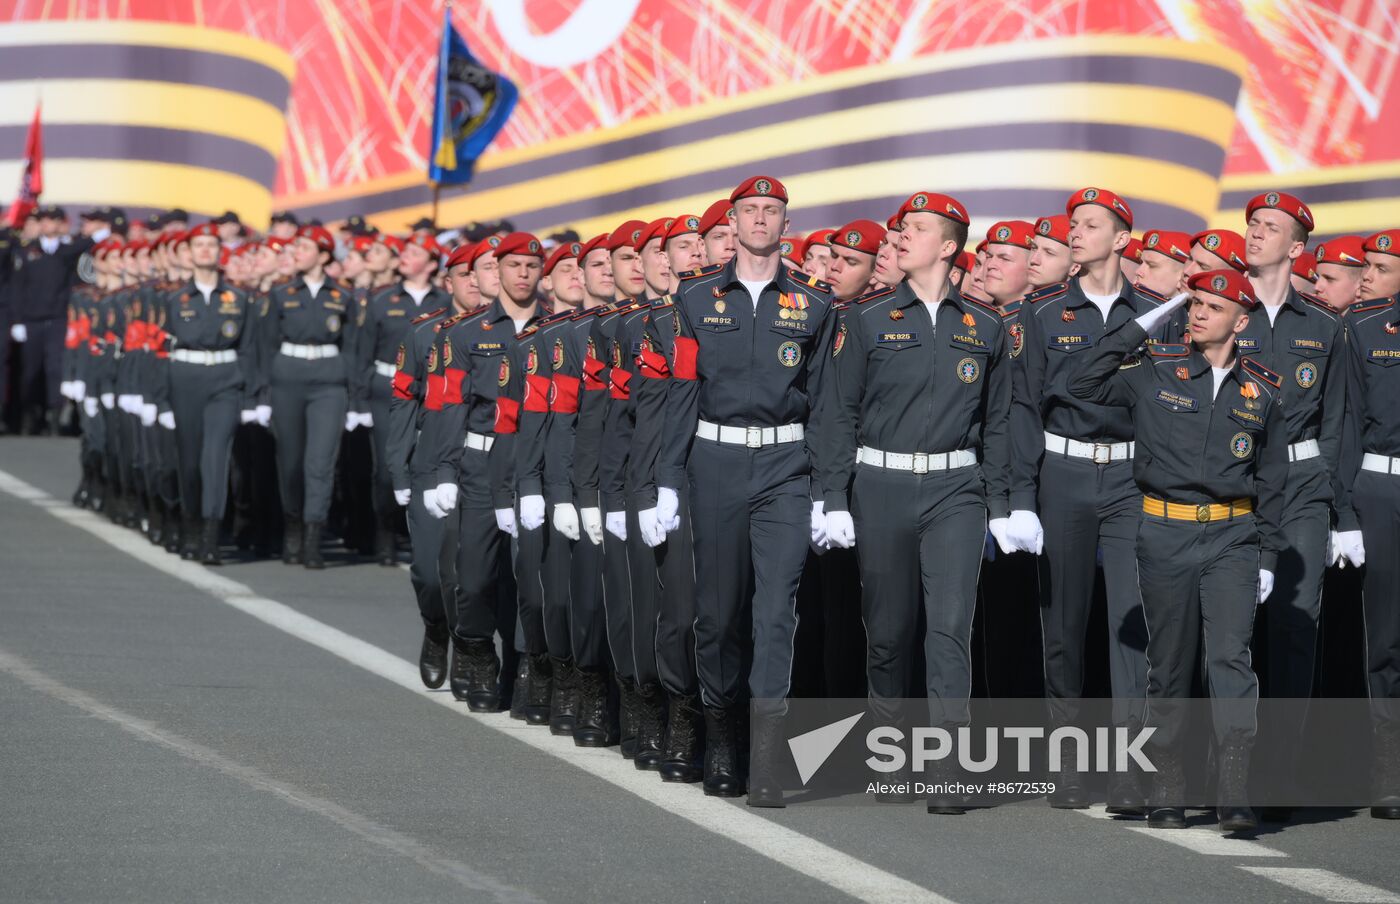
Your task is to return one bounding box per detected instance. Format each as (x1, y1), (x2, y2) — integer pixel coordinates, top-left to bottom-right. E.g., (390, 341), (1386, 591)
(428, 9), (517, 186)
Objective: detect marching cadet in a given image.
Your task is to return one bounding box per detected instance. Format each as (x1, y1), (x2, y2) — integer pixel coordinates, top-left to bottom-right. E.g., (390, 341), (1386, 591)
(820, 192), (1013, 814)
(1237, 192), (1345, 821)
(1313, 236), (1366, 312)
(62, 255), (103, 508)
(801, 229), (836, 281)
(961, 240), (996, 305)
(648, 176), (837, 804)
(1013, 189), (1166, 812)
(421, 233), (542, 712)
(825, 221), (884, 302)
(1291, 250), (1319, 295)
(1068, 270), (1286, 835)
(699, 199), (736, 266)
(355, 233), (449, 565)
(873, 214), (905, 290)
(390, 242), (464, 687)
(1338, 228), (1400, 819)
(1133, 230), (1192, 299)
(1028, 215), (1075, 289)
(154, 223), (259, 565)
(256, 224), (359, 569)
(556, 232), (622, 746)
(1120, 235), (1143, 283)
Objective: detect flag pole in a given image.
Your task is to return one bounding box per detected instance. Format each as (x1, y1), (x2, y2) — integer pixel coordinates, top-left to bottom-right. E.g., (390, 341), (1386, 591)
(432, 0), (452, 227)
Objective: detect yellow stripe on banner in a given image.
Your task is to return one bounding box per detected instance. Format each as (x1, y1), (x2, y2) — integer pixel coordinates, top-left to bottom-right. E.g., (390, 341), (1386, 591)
(0, 80), (287, 158)
(0, 20), (295, 81)
(1209, 198), (1400, 237)
(0, 159), (274, 226)
(1220, 160), (1400, 192)
(285, 35), (1246, 209)
(369, 84), (1232, 234)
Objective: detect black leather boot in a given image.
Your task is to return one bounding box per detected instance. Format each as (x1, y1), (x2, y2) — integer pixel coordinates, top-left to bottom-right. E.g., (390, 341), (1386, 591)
(1106, 722), (1147, 816)
(448, 642), (471, 701)
(180, 515), (200, 560)
(524, 653), (553, 726)
(461, 638), (501, 712)
(1217, 735), (1257, 833)
(1048, 764), (1090, 809)
(163, 505), (182, 553)
(702, 705), (743, 797)
(200, 518), (223, 566)
(617, 678), (640, 759)
(659, 693), (703, 783)
(1147, 747), (1188, 829)
(925, 757), (968, 815)
(548, 657), (579, 736)
(375, 513), (396, 567)
(510, 657), (531, 720)
(419, 625), (449, 689)
(747, 711), (786, 808)
(1372, 726), (1400, 819)
(572, 668), (619, 748)
(147, 498), (166, 547)
(282, 515), (303, 565)
(303, 521), (325, 569)
(632, 683), (666, 771)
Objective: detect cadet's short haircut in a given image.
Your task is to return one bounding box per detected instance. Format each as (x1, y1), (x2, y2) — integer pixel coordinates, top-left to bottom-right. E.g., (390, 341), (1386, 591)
(1289, 220), (1309, 245)
(1108, 211), (1130, 235)
(942, 219), (969, 262)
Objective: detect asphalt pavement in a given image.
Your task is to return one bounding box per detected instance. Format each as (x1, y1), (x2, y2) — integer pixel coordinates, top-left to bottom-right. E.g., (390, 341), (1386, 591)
(1, 436), (1397, 904)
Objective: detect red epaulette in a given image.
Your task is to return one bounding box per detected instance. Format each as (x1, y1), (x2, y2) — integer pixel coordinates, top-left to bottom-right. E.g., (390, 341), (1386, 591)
(1348, 297), (1396, 316)
(679, 263), (724, 282)
(1134, 284), (1169, 303)
(1146, 341), (1190, 358)
(412, 307), (447, 325)
(791, 270), (833, 293)
(1241, 356), (1282, 388)
(962, 294), (1002, 316)
(1300, 293), (1339, 317)
(853, 287), (895, 305)
(1026, 282), (1068, 304)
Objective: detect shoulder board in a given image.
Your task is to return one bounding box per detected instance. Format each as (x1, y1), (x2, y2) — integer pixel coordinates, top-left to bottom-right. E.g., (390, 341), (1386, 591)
(271, 276), (293, 287)
(412, 306), (447, 325)
(537, 309), (575, 328)
(833, 300), (849, 311)
(679, 263), (725, 281)
(1026, 282), (1068, 304)
(1000, 300), (1022, 318)
(1146, 341), (1190, 358)
(438, 312), (469, 330)
(1300, 294), (1338, 318)
(650, 295), (674, 310)
(962, 295), (1002, 316)
(1241, 356), (1282, 388)
(791, 270), (833, 293)
(515, 323), (540, 339)
(618, 299), (649, 315)
(369, 284), (399, 302)
(1347, 296), (1396, 316)
(853, 287), (896, 305)
(1134, 284), (1168, 304)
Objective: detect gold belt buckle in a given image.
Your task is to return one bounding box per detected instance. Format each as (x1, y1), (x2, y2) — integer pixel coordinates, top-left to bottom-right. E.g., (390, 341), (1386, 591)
(1196, 504), (1211, 523)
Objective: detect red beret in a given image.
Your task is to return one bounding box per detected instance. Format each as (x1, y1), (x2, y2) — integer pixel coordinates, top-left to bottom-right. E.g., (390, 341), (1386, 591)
(93, 239), (122, 260)
(779, 236), (803, 266)
(1141, 229), (1192, 264)
(985, 220), (1036, 249)
(297, 225), (336, 252)
(1314, 236), (1366, 267)
(898, 191), (969, 226)
(698, 199), (732, 235)
(830, 219), (884, 256)
(609, 220), (646, 252)
(1123, 236), (1144, 263)
(444, 242), (476, 270)
(468, 234), (504, 268)
(1291, 251), (1318, 283)
(544, 240), (583, 276)
(635, 217), (675, 251)
(187, 222), (220, 240)
(219, 247), (231, 268)
(666, 214), (702, 242)
(376, 234), (405, 255)
(264, 236), (288, 252)
(1190, 269), (1258, 309)
(1191, 229), (1249, 273)
(1066, 187), (1134, 229)
(578, 233), (611, 260)
(123, 239), (149, 255)
(954, 250), (975, 273)
(494, 231), (543, 259)
(169, 230), (190, 247)
(1365, 229), (1400, 257)
(348, 235), (376, 254)
(803, 229), (836, 255)
(1246, 191), (1314, 233)
(886, 213), (903, 232)
(406, 233), (442, 258)
(730, 175), (787, 204)
(975, 239), (988, 255)
(1034, 215), (1071, 246)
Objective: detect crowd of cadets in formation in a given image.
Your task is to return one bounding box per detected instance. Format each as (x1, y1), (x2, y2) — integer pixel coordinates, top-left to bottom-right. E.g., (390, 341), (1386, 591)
(7, 177), (1400, 832)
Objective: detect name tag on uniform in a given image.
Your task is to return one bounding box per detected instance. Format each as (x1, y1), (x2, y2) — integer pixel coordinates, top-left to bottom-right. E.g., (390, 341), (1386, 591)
(1229, 407), (1264, 426)
(283, 301), (301, 309)
(1370, 348), (1400, 361)
(387, 309), (406, 317)
(877, 332), (920, 350)
(323, 301), (346, 312)
(1291, 338), (1326, 352)
(472, 341), (504, 353)
(1153, 389), (1198, 412)
(949, 333), (987, 350)
(699, 315), (737, 329)
(771, 320), (810, 333)
(1235, 338), (1260, 352)
(1051, 334), (1090, 350)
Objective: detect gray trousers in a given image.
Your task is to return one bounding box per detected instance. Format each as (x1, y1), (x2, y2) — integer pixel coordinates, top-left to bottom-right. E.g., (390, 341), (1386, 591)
(407, 471), (447, 629)
(568, 528), (608, 670)
(1355, 471), (1400, 731)
(169, 360), (241, 520)
(270, 369), (347, 523)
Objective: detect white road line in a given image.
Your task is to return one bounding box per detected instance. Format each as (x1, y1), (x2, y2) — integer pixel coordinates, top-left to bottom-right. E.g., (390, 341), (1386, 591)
(0, 647), (540, 904)
(1125, 827), (1289, 858)
(1239, 868), (1400, 903)
(0, 469), (952, 904)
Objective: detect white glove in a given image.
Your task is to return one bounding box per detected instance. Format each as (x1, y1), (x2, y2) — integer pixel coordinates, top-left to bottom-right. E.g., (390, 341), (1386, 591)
(1337, 530), (1365, 569)
(553, 503), (581, 541)
(254, 404), (272, 427)
(344, 412), (360, 431)
(639, 508), (667, 547)
(824, 510), (856, 549)
(157, 410), (176, 430)
(60, 381), (74, 400)
(1134, 291), (1190, 335)
(394, 488), (411, 507)
(100, 392), (115, 409)
(140, 403), (157, 427)
(656, 486), (681, 533)
(422, 487), (443, 518)
(10, 323), (26, 343)
(435, 482), (459, 514)
(1327, 530), (1342, 567)
(988, 517), (1016, 556)
(118, 394), (138, 413)
(240, 409), (258, 425)
(71, 380), (86, 402)
(82, 397), (99, 417)
(605, 511), (627, 541)
(495, 507), (518, 538)
(519, 494), (546, 531)
(580, 506), (604, 546)
(1005, 510), (1044, 555)
(358, 411), (374, 428)
(1258, 569), (1275, 605)
(810, 501), (828, 549)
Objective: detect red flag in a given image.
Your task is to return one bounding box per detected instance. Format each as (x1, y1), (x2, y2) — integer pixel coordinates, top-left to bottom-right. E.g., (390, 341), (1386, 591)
(6, 103), (43, 227)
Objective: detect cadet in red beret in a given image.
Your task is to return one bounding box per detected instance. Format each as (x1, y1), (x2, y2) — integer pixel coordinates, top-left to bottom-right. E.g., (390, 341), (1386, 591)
(543, 240), (585, 312)
(1135, 229), (1192, 299)
(577, 233), (615, 305)
(1121, 235), (1144, 283)
(1290, 250), (1318, 295)
(729, 175), (787, 204)
(1246, 191), (1315, 235)
(609, 220), (647, 299)
(1184, 230), (1249, 302)
(779, 236), (803, 269)
(665, 214), (706, 282)
(1029, 215), (1076, 289)
(1066, 186), (1134, 293)
(801, 228), (836, 280)
(825, 219), (883, 301)
(1244, 189), (1313, 306)
(1362, 229), (1400, 300)
(635, 218), (676, 297)
(873, 215), (904, 289)
(698, 199), (736, 266)
(982, 220), (1035, 311)
(1311, 236), (1365, 311)
(951, 249), (975, 290)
